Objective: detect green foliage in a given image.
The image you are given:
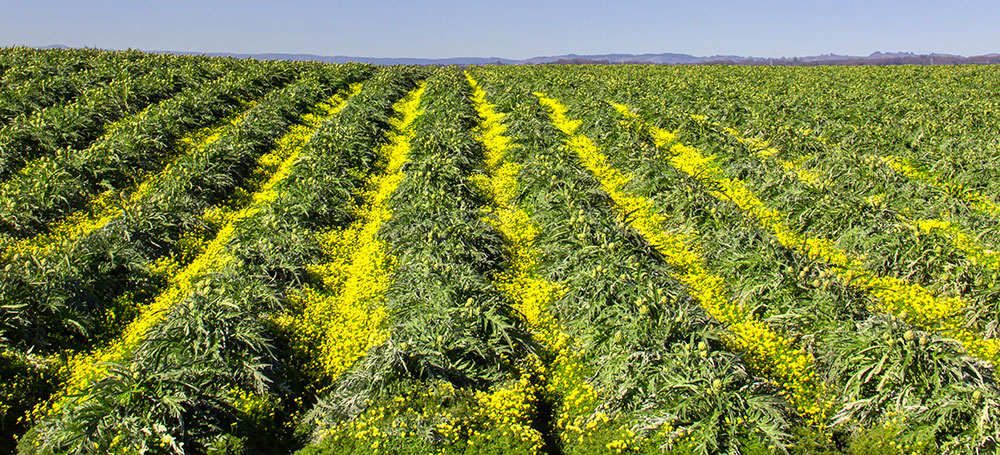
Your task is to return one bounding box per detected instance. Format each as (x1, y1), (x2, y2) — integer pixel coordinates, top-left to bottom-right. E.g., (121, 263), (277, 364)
(0, 52), (230, 179)
(0, 350), (65, 453)
(2, 51), (999, 454)
(0, 48), (136, 123)
(0, 64), (370, 353)
(10, 62), (391, 453)
(19, 275), (280, 454)
(301, 68), (535, 450)
(298, 382), (538, 455)
(470, 64), (1000, 453)
(469, 73), (797, 455)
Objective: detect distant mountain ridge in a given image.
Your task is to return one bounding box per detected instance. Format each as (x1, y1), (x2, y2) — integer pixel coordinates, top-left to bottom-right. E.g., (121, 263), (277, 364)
(30, 46), (1000, 65)
(148, 50), (521, 66)
(519, 51), (999, 65)
(163, 50), (1000, 66)
(191, 52), (521, 66)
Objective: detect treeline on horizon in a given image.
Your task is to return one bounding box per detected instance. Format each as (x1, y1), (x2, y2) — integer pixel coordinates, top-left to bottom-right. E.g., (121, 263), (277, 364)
(539, 54), (1000, 66)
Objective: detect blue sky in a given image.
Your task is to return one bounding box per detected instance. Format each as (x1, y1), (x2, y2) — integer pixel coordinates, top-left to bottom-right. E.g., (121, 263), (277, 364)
(2, 0), (998, 59)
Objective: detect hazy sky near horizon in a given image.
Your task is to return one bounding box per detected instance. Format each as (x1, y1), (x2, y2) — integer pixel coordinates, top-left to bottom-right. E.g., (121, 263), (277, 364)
(2, 0), (998, 59)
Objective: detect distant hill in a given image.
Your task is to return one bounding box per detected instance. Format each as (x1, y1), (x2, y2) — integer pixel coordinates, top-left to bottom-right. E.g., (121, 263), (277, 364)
(31, 46), (1000, 66)
(524, 51), (1000, 66)
(522, 53), (703, 64)
(153, 51), (520, 66)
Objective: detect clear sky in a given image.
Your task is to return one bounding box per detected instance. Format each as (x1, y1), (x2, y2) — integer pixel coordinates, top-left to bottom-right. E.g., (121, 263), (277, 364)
(2, 0), (998, 59)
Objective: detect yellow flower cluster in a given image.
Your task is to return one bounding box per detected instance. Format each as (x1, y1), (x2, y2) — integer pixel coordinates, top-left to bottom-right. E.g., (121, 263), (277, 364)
(679, 111), (825, 188)
(686, 113), (1000, 283)
(210, 84), (363, 227)
(539, 93), (833, 425)
(721, 121), (1000, 278)
(610, 102), (1000, 367)
(274, 83), (425, 384)
(0, 348), (67, 426)
(724, 128), (823, 188)
(907, 217), (1000, 271)
(320, 378), (543, 453)
(227, 386), (278, 418)
(467, 74), (616, 441)
(36, 88), (359, 418)
(5, 100), (158, 194)
(472, 370), (546, 451)
(101, 102), (157, 136)
(219, 85), (364, 215)
(2, 102), (258, 257)
(605, 429), (642, 454)
(882, 154), (1000, 217)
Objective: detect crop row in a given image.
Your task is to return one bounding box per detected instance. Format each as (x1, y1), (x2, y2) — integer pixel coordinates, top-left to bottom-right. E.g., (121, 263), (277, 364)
(0, 55), (269, 181)
(10, 65), (428, 453)
(0, 60), (296, 236)
(1, 56), (998, 454)
(484, 65), (998, 453)
(2, 62), (375, 450)
(0, 49), (169, 125)
(0, 48), (108, 94)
